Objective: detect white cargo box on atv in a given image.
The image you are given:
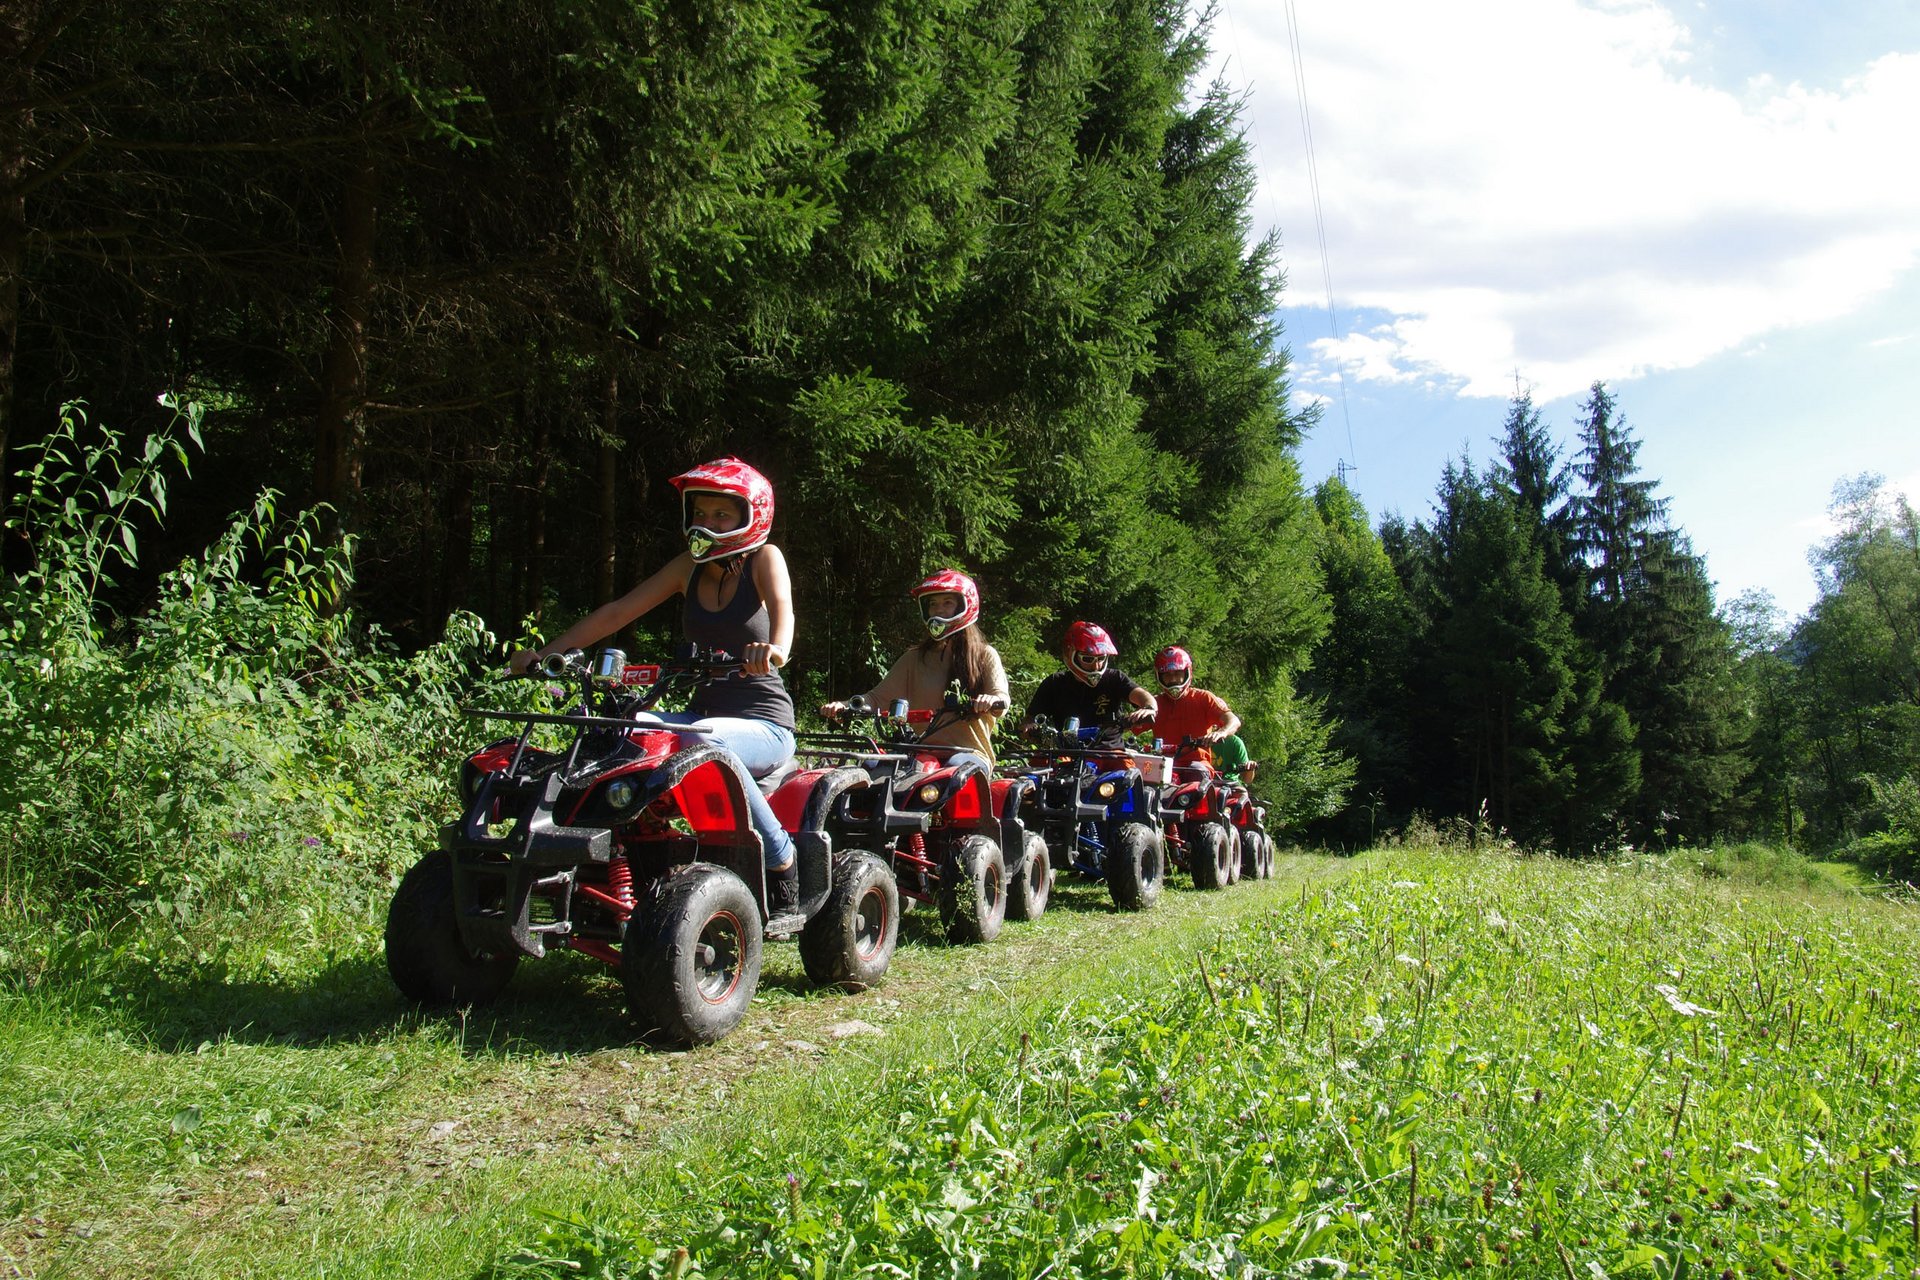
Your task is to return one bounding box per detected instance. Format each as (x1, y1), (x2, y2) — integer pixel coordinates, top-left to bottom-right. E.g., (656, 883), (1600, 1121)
(1133, 754), (1175, 785)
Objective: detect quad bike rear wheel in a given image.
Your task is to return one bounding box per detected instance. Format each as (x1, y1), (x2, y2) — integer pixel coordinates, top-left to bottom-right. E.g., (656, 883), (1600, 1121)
(1191, 822), (1232, 890)
(1007, 831), (1052, 922)
(624, 864), (763, 1046)
(937, 834), (1006, 944)
(799, 850), (899, 990)
(1105, 821), (1164, 912)
(385, 851), (520, 1006)
(1251, 831), (1275, 879)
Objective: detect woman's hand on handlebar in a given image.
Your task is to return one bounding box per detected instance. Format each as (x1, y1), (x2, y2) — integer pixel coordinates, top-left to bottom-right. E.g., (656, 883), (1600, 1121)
(740, 640), (787, 676)
(508, 649), (540, 676)
(971, 694), (1006, 718)
(819, 700), (847, 724)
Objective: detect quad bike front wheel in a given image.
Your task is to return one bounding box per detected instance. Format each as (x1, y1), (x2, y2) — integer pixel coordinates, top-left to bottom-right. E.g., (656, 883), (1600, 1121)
(1191, 822), (1232, 890)
(937, 834), (1007, 944)
(1247, 831), (1274, 879)
(1226, 826), (1244, 884)
(799, 850), (899, 990)
(385, 851), (520, 1006)
(1007, 831), (1052, 922)
(1104, 821), (1164, 912)
(624, 864), (763, 1046)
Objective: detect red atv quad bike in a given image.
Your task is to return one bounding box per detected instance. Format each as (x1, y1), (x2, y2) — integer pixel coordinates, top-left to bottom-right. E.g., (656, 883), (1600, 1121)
(799, 693), (1030, 943)
(1221, 763), (1275, 881)
(384, 646), (898, 1047)
(1155, 736), (1248, 891)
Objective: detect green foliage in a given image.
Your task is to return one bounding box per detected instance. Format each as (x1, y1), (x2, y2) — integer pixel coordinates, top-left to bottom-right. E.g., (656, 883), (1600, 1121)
(0, 408), (496, 954)
(2, 399), (203, 651)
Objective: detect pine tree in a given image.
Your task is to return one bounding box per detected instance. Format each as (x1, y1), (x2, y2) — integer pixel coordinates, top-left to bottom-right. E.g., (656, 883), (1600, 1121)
(1492, 386), (1579, 606)
(1567, 382), (1746, 843)
(1430, 470), (1583, 846)
(1304, 476), (1420, 845)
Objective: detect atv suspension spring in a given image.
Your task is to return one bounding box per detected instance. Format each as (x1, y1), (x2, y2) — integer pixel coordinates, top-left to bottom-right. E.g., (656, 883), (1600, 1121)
(576, 853), (637, 923)
(607, 852), (635, 910)
(896, 831), (938, 873)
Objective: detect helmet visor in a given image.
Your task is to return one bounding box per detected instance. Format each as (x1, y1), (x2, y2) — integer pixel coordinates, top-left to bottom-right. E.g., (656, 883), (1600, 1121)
(1070, 651), (1108, 678)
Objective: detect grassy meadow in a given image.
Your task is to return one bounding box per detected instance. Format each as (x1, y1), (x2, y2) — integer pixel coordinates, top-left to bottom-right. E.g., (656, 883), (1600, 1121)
(4, 847), (1917, 1278)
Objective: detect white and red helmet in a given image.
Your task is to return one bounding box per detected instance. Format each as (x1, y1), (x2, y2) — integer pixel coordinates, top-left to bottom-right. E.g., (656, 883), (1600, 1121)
(668, 457), (774, 563)
(911, 569), (980, 639)
(1154, 644), (1193, 690)
(1063, 620), (1117, 685)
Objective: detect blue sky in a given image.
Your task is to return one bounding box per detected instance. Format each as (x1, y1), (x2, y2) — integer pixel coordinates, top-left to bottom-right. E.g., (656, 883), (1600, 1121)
(1211, 0), (1920, 620)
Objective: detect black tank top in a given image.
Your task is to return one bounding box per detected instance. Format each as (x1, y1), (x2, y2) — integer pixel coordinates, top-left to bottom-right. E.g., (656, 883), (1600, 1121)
(682, 550), (796, 729)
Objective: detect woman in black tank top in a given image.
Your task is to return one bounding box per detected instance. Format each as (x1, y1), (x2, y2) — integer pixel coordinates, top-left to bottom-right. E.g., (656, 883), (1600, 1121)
(509, 458), (800, 902)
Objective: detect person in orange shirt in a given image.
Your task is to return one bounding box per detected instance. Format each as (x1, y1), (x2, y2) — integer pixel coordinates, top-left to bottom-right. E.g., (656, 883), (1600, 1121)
(1148, 645), (1240, 766)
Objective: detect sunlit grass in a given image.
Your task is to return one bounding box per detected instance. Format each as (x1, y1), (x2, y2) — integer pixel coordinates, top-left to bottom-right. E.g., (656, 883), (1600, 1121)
(501, 850), (1920, 1277)
(6, 848), (1915, 1278)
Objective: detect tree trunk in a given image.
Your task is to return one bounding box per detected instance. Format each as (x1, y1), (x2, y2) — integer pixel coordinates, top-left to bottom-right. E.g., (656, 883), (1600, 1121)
(440, 437), (473, 626)
(0, 2), (38, 519)
(314, 143), (378, 545)
(595, 363), (618, 605)
(524, 388), (550, 624)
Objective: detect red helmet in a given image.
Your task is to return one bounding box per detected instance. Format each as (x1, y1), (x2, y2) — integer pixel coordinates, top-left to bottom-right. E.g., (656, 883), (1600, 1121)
(1154, 644), (1193, 690)
(668, 457), (774, 562)
(911, 569), (980, 639)
(1063, 620), (1117, 685)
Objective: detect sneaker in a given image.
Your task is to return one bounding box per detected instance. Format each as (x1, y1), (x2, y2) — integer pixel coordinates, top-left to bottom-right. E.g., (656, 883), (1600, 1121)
(769, 862), (800, 915)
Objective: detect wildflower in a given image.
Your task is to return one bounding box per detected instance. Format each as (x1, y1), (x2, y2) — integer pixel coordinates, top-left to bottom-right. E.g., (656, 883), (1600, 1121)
(1654, 983), (1716, 1017)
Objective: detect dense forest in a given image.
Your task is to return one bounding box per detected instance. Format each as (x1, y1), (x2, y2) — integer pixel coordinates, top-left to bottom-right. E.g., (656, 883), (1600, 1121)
(1, 0), (1915, 934)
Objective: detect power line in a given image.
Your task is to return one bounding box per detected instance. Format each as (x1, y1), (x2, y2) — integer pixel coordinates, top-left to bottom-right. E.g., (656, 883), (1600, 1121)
(1277, 0), (1356, 475)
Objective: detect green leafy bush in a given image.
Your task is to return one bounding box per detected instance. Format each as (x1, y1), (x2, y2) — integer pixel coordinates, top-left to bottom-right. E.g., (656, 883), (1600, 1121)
(1, 403), (499, 969)
(1841, 773), (1919, 884)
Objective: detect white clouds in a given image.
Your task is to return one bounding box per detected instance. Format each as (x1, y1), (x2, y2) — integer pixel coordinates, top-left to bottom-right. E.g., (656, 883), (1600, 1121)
(1231, 1), (1920, 400)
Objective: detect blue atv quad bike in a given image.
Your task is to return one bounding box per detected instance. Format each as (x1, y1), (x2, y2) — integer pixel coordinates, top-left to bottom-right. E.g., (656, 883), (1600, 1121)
(1004, 719), (1166, 912)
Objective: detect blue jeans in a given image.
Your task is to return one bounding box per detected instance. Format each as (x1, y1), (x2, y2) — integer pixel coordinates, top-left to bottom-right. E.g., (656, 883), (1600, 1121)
(657, 713), (796, 870)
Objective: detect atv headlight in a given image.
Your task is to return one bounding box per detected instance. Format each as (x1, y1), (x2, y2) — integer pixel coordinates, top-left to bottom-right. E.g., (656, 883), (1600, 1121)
(606, 779), (638, 811)
(1096, 781), (1118, 800)
(463, 766), (486, 800)
(917, 783), (943, 806)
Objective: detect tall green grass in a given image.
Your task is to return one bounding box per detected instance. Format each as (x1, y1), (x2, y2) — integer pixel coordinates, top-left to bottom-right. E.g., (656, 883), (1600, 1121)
(499, 851), (1920, 1278)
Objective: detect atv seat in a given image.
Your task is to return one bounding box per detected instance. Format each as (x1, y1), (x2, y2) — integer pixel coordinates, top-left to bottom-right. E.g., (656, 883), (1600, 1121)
(756, 757), (801, 797)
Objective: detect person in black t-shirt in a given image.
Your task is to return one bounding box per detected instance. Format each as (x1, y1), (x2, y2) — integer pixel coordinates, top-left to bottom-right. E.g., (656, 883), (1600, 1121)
(1018, 620), (1157, 746)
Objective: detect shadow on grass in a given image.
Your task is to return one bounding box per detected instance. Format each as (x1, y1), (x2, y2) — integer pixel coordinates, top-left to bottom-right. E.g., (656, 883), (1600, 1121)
(87, 949), (663, 1057)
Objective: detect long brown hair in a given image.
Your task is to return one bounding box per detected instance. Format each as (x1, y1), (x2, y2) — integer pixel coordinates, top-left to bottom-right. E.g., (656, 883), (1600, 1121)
(916, 624), (995, 695)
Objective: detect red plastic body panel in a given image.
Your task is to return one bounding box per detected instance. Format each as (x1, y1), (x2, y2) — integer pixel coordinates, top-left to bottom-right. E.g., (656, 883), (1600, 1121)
(767, 767), (837, 832)
(671, 759), (743, 835)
